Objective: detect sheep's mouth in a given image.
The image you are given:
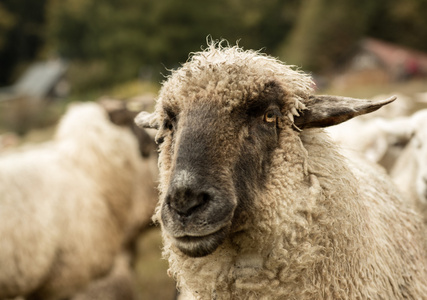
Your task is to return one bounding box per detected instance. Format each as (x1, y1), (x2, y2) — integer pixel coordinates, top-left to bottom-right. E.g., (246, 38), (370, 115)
(173, 226), (229, 257)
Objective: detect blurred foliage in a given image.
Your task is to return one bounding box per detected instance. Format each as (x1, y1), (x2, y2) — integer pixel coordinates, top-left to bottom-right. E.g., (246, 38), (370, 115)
(280, 0), (377, 71)
(1, 0), (427, 91)
(109, 80), (160, 99)
(44, 0), (300, 91)
(0, 3), (15, 49)
(367, 0), (427, 53)
(0, 0), (47, 85)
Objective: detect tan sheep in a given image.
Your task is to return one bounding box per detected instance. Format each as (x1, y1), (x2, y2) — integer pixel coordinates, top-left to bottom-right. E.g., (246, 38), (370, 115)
(0, 102), (158, 300)
(391, 109), (427, 216)
(136, 43), (427, 299)
(326, 115), (413, 172)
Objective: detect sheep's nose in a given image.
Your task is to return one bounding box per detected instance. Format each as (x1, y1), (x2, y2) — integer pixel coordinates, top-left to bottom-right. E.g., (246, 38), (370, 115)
(166, 185), (211, 218)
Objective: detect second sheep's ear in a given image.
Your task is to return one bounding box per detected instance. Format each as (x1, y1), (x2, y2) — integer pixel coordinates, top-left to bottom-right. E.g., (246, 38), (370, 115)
(134, 111), (160, 130)
(294, 95), (396, 129)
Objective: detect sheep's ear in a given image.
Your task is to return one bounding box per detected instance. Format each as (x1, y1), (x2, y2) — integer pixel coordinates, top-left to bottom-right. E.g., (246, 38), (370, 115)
(294, 95), (396, 129)
(134, 111), (160, 130)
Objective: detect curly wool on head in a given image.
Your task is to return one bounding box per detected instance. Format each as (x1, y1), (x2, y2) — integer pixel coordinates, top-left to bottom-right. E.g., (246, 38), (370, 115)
(159, 42), (310, 117)
(137, 43), (427, 299)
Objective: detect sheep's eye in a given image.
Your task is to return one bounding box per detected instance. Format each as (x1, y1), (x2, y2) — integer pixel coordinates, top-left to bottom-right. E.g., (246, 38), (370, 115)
(263, 111), (277, 123)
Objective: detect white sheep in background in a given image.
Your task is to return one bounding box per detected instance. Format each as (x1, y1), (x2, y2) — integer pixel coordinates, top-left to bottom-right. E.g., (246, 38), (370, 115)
(136, 43), (427, 299)
(325, 93), (427, 173)
(325, 92), (416, 172)
(416, 92), (427, 104)
(326, 115), (413, 172)
(0, 102), (158, 300)
(391, 109), (427, 214)
(367, 92), (413, 119)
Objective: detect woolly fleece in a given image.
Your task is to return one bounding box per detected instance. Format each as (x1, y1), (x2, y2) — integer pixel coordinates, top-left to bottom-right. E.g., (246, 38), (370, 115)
(152, 44), (427, 299)
(0, 103), (155, 300)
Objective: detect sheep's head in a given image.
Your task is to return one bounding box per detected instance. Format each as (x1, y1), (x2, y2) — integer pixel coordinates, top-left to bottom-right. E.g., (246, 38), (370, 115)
(135, 44), (395, 257)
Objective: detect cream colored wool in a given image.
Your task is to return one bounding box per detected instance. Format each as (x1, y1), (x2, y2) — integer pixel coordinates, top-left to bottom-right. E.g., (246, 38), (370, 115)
(150, 44), (427, 299)
(391, 110), (427, 224)
(0, 102), (157, 300)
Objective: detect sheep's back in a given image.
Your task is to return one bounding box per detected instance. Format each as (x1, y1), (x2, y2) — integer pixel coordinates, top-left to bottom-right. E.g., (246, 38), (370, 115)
(0, 147), (65, 297)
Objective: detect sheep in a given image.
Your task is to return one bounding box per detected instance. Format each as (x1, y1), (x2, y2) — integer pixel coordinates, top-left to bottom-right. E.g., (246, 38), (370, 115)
(416, 92), (427, 104)
(97, 97), (159, 258)
(68, 99), (159, 300)
(326, 115), (413, 172)
(135, 43), (427, 299)
(366, 93), (413, 119)
(390, 109), (427, 215)
(325, 92), (416, 172)
(0, 101), (158, 300)
(99, 96), (157, 159)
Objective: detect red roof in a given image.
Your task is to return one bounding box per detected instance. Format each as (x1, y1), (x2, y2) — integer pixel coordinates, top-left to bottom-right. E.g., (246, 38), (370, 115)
(361, 38), (427, 74)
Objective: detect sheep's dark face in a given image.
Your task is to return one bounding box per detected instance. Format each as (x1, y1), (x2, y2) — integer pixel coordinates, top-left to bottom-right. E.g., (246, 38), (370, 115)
(153, 82), (285, 257)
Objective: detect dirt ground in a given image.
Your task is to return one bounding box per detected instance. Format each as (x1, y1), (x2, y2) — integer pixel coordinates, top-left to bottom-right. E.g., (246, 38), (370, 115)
(134, 226), (177, 300)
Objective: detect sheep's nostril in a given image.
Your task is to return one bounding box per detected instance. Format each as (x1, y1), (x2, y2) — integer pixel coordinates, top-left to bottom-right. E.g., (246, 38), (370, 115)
(167, 187), (211, 218)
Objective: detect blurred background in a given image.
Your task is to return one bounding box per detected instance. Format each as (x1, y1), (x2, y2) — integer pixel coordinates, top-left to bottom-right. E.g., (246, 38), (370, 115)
(1, 0), (427, 135)
(1, 0), (427, 299)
